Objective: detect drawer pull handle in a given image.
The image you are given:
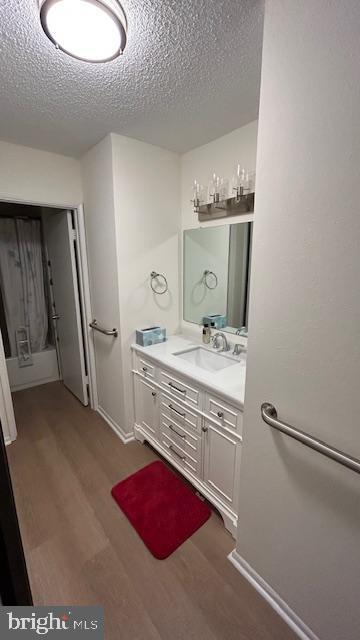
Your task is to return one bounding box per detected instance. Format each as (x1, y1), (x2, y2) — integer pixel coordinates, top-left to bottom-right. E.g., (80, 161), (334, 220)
(169, 445), (186, 460)
(169, 403), (185, 418)
(217, 411), (224, 418)
(151, 391), (157, 397)
(169, 424), (186, 438)
(168, 381), (186, 394)
(142, 366), (148, 372)
(202, 426), (208, 433)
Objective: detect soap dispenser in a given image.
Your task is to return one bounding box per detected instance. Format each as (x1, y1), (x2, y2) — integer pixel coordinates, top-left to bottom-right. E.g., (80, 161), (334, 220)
(202, 323), (210, 344)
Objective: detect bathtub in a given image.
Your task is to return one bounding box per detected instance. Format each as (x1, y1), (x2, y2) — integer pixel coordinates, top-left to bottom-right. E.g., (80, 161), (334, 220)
(6, 346), (60, 392)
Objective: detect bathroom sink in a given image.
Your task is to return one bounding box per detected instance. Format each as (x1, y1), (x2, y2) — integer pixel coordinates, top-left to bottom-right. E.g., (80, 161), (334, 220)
(174, 346), (238, 372)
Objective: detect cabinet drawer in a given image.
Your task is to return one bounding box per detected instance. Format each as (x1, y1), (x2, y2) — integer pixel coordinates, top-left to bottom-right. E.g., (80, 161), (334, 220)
(204, 393), (243, 437)
(161, 432), (201, 478)
(136, 355), (156, 379)
(160, 393), (201, 433)
(159, 369), (200, 408)
(160, 416), (201, 461)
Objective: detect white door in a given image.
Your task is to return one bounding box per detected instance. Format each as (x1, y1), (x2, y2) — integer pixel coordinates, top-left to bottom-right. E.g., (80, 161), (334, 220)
(203, 421), (241, 510)
(134, 376), (158, 439)
(44, 211), (88, 405)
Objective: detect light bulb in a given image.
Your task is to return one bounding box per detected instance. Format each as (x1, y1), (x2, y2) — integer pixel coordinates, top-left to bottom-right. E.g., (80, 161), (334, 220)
(40, 0), (127, 63)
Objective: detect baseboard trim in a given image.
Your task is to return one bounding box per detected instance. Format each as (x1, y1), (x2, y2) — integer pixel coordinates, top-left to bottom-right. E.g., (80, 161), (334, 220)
(97, 406), (135, 445)
(228, 550), (319, 640)
(9, 375), (60, 392)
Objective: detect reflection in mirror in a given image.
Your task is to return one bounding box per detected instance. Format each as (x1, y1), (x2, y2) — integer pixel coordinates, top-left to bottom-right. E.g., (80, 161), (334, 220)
(183, 222), (252, 335)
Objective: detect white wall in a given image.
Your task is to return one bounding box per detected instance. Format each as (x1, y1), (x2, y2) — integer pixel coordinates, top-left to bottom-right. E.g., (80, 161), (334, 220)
(181, 121), (258, 230)
(82, 136), (127, 437)
(111, 133), (181, 434)
(0, 140), (82, 206)
(235, 2), (360, 640)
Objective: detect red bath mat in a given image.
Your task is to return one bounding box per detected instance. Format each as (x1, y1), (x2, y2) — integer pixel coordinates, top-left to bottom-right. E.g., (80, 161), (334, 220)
(111, 460), (211, 559)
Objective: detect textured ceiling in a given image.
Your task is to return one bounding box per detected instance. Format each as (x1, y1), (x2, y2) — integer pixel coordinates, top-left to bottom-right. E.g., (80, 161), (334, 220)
(0, 0), (264, 157)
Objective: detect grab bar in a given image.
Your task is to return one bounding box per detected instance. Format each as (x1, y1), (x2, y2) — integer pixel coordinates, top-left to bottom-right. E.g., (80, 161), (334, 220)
(89, 319), (118, 338)
(261, 403), (360, 475)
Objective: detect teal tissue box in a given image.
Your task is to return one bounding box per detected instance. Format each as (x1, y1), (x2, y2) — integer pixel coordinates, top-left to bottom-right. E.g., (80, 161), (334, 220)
(202, 314), (227, 329)
(136, 326), (166, 347)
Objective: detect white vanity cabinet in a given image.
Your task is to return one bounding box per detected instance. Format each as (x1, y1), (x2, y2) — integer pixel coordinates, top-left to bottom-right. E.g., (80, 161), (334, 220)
(133, 375), (159, 440)
(132, 351), (243, 537)
(202, 420), (241, 511)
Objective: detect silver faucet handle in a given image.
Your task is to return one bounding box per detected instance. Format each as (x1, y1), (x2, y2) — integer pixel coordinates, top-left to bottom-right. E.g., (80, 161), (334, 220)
(236, 326), (248, 337)
(233, 344), (243, 356)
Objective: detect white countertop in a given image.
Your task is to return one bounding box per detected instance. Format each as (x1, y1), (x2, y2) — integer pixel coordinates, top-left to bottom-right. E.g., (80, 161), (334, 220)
(131, 335), (247, 409)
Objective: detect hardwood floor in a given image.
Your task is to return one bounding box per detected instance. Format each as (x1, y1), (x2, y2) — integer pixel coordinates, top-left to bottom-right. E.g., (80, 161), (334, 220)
(6, 382), (296, 640)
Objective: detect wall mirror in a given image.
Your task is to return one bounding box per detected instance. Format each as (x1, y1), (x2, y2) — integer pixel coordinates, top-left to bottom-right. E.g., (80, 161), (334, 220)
(183, 222), (252, 335)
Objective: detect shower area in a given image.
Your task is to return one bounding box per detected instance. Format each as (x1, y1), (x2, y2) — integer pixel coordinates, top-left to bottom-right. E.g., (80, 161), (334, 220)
(0, 203), (59, 392)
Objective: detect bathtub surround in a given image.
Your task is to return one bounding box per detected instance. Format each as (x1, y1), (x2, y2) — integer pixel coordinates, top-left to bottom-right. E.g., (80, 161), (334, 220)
(6, 347), (59, 392)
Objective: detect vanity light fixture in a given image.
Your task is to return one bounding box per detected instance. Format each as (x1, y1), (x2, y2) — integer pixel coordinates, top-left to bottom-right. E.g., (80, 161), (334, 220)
(39, 0), (127, 63)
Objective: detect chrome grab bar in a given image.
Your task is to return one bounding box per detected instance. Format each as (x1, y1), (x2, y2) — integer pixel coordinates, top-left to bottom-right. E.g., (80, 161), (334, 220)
(89, 319), (118, 338)
(261, 403), (360, 475)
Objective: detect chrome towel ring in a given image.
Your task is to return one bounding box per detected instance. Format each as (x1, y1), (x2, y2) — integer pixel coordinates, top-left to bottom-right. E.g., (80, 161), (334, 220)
(150, 271), (168, 295)
(203, 269), (218, 289)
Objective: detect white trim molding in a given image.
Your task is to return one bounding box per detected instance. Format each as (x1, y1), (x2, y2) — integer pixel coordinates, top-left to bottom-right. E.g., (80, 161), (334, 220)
(97, 406), (135, 445)
(0, 330), (17, 444)
(228, 550), (320, 640)
(74, 203), (98, 410)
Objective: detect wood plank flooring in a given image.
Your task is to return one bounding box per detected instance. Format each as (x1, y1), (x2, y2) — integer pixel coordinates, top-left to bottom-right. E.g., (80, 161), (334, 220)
(6, 382), (296, 640)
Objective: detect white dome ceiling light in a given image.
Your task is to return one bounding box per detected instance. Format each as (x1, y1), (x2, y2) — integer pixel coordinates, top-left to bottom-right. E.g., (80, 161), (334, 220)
(39, 0), (127, 63)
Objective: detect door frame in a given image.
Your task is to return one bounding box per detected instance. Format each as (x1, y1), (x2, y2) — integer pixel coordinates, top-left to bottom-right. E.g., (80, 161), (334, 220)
(0, 196), (98, 441)
(73, 204), (98, 409)
(0, 419), (33, 604)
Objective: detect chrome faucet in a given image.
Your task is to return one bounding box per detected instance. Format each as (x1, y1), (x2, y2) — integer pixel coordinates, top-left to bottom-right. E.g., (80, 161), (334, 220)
(233, 343), (243, 356)
(212, 332), (230, 352)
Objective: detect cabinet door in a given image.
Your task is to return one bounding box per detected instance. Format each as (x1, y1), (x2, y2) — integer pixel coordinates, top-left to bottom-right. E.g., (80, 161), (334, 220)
(134, 376), (158, 440)
(203, 421), (241, 511)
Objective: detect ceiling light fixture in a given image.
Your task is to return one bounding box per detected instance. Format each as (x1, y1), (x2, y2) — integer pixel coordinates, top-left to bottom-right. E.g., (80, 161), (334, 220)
(39, 0), (127, 63)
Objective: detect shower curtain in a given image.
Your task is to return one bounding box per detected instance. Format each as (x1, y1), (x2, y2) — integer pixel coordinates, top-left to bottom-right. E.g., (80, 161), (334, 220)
(0, 218), (48, 357)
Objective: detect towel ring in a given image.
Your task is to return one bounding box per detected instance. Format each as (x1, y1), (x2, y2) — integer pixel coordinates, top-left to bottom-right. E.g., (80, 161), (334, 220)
(150, 271), (168, 295)
(203, 269), (218, 290)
